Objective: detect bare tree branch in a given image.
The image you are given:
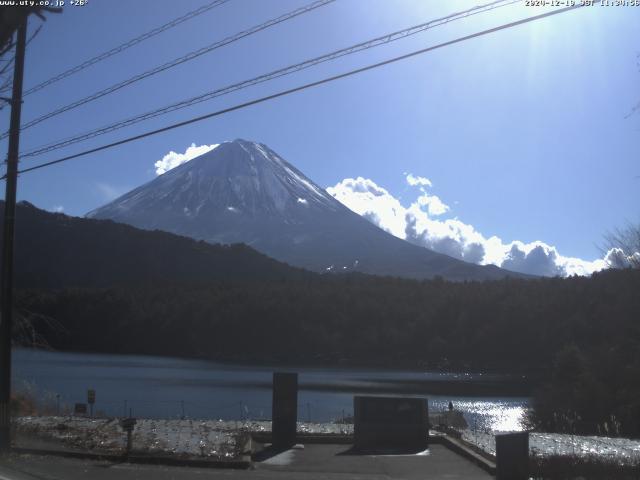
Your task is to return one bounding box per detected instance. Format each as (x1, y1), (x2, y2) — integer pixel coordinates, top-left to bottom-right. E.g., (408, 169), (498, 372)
(601, 222), (640, 269)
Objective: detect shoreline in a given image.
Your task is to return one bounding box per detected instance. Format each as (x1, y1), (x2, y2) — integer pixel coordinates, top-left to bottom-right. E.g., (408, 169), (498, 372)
(13, 346), (536, 397)
(13, 415), (640, 464)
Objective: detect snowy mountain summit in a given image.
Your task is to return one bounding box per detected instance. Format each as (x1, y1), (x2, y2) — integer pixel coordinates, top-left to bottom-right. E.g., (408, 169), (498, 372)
(88, 139), (521, 280)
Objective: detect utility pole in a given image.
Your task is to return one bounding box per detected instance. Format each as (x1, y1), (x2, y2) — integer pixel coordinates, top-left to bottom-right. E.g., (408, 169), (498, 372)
(0, 15), (27, 452)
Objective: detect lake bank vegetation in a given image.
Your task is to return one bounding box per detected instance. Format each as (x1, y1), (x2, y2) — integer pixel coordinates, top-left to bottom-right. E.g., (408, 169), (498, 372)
(14, 268), (640, 436)
(530, 453), (640, 479)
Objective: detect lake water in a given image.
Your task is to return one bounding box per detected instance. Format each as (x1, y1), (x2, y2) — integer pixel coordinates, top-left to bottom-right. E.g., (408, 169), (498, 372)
(12, 348), (528, 432)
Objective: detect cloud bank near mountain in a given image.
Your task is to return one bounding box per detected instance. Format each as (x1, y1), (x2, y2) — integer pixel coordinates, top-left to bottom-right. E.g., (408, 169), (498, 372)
(328, 175), (616, 277)
(154, 143), (219, 175)
(151, 143), (630, 278)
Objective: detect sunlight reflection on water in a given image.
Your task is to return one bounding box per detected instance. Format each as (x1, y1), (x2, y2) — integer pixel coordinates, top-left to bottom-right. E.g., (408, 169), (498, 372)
(430, 398), (527, 432)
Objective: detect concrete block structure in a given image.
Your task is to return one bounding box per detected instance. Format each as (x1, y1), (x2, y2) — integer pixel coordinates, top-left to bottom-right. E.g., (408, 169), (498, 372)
(495, 431), (529, 480)
(353, 396), (428, 451)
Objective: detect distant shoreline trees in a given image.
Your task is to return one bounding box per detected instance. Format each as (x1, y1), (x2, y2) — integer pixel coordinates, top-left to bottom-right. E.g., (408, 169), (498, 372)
(13, 268), (640, 437)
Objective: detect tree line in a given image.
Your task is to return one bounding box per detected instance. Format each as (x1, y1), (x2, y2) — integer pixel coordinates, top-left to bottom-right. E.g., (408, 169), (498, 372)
(14, 268), (640, 436)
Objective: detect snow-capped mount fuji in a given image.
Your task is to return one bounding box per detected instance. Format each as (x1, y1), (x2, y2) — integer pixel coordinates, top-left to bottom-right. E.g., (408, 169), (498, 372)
(88, 139), (521, 280)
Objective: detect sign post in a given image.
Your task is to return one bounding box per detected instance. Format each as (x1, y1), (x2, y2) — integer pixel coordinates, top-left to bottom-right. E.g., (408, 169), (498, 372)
(87, 389), (95, 417)
(120, 417), (137, 458)
(74, 403), (87, 416)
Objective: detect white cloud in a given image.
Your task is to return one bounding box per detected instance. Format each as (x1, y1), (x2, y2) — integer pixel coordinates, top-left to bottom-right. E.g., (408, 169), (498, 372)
(154, 143), (219, 175)
(51, 205), (64, 213)
(327, 175), (611, 277)
(415, 192), (449, 216)
(604, 248), (640, 270)
(501, 242), (565, 277)
(327, 177), (407, 238)
(406, 173), (432, 187)
(405, 173), (449, 216)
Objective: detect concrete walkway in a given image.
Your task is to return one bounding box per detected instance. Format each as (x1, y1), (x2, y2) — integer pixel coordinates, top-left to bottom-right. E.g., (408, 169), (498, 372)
(0, 443), (492, 480)
(255, 444), (491, 479)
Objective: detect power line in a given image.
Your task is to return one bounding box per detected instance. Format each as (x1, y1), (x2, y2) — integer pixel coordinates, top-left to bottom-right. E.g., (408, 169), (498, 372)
(1, 0), (336, 140)
(13, 0), (231, 97)
(19, 0), (521, 159)
(7, 3), (584, 179)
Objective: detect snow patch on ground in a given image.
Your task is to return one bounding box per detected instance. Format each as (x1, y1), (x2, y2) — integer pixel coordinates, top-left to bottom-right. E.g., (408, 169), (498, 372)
(262, 449), (296, 465)
(15, 416), (353, 459)
(18, 416), (640, 464)
(462, 429), (640, 464)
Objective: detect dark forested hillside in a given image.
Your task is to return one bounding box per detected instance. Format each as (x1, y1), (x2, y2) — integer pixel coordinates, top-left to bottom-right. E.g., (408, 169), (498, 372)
(16, 269), (640, 434)
(5, 201), (640, 436)
(3, 201), (311, 288)
(16, 269), (639, 373)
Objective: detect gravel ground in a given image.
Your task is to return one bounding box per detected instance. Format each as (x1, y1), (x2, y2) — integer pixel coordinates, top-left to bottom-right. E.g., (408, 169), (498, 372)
(17, 415), (640, 465)
(14, 416), (353, 459)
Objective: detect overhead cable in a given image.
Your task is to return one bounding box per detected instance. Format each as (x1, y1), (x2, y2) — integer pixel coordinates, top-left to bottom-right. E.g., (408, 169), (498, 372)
(8, 3), (584, 179)
(1, 0), (336, 140)
(18, 0), (231, 97)
(20, 0), (520, 159)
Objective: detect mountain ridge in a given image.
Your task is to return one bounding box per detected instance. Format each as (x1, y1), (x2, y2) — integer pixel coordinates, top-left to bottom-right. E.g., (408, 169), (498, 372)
(3, 200), (311, 289)
(88, 139), (529, 281)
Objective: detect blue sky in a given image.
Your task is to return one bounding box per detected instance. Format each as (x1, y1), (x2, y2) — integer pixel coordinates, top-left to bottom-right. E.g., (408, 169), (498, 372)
(1, 0), (638, 275)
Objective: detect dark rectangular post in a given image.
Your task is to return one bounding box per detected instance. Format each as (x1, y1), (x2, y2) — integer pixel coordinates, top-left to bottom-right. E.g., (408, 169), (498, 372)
(495, 431), (529, 480)
(272, 372), (297, 450)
